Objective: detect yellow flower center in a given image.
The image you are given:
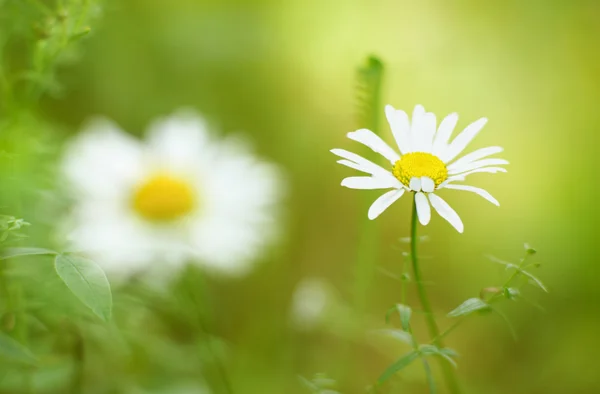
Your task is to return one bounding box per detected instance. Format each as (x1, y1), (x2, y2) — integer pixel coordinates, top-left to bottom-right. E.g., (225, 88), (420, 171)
(392, 152), (448, 188)
(132, 174), (196, 222)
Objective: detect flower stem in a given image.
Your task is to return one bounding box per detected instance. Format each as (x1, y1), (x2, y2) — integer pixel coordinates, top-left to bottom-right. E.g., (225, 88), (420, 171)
(410, 198), (462, 394)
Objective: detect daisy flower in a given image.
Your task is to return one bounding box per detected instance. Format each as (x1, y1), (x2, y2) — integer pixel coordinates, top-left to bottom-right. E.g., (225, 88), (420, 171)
(62, 110), (282, 278)
(331, 104), (507, 232)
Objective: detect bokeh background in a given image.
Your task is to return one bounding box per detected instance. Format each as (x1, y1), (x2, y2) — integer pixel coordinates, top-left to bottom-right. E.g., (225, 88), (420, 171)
(1, 0), (599, 393)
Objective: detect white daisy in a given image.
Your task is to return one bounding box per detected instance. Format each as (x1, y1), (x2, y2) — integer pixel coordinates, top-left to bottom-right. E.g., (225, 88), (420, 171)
(332, 104), (507, 232)
(62, 110), (282, 278)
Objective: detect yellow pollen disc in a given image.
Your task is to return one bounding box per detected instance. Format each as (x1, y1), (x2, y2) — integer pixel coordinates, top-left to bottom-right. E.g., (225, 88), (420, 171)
(132, 174), (196, 222)
(392, 152), (448, 188)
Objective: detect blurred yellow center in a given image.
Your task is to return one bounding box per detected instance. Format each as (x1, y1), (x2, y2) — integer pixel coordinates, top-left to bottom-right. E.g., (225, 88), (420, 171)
(392, 152), (448, 187)
(132, 174), (196, 222)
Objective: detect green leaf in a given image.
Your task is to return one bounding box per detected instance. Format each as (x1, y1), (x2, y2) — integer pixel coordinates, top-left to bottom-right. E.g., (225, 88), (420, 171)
(524, 243), (537, 255)
(447, 298), (490, 317)
(487, 255), (518, 270)
(503, 287), (520, 300)
(520, 269), (549, 293)
(397, 304), (412, 331)
(1, 247), (57, 260)
(439, 348), (459, 358)
(372, 329), (413, 346)
(0, 331), (37, 365)
(419, 345), (458, 368)
(54, 254), (112, 322)
(488, 255), (548, 292)
(378, 351), (419, 384)
(384, 304), (412, 331)
(69, 27), (91, 43)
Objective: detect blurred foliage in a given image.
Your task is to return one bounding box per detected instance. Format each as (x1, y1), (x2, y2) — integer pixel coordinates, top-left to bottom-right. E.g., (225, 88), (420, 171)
(0, 0), (598, 393)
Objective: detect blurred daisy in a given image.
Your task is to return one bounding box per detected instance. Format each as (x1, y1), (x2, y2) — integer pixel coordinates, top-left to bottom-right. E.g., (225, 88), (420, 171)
(332, 104), (507, 232)
(290, 278), (332, 330)
(62, 110), (282, 278)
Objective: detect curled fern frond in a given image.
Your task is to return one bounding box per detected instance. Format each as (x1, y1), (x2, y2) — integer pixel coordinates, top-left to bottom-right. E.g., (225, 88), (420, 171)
(355, 55), (384, 134)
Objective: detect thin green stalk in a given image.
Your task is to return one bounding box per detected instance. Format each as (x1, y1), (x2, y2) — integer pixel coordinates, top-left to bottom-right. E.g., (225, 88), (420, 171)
(410, 199), (461, 394)
(431, 317), (465, 345)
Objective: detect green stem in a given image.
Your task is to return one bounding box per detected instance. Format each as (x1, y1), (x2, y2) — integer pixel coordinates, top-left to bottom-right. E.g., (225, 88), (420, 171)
(410, 199), (461, 394)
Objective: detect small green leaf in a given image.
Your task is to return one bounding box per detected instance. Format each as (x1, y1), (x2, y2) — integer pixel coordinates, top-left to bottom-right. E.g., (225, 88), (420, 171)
(447, 298), (490, 318)
(524, 243), (537, 255)
(372, 329), (413, 345)
(385, 304), (412, 330)
(54, 254), (112, 322)
(520, 270), (549, 293)
(397, 304), (412, 331)
(487, 255), (518, 270)
(503, 287), (520, 300)
(1, 247), (57, 260)
(69, 27), (91, 42)
(419, 345), (458, 368)
(378, 351), (419, 384)
(440, 348), (459, 358)
(0, 331), (37, 365)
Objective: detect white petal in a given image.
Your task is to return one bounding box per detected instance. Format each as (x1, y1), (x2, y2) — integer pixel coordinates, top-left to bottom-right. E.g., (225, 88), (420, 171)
(412, 104), (426, 124)
(409, 177), (422, 192)
(429, 194), (464, 233)
(336, 159), (363, 172)
(438, 178), (462, 188)
(440, 118), (488, 163)
(444, 167), (507, 184)
(146, 110), (212, 172)
(422, 113), (437, 153)
(432, 113), (458, 156)
(415, 192), (431, 225)
(341, 176), (400, 190)
(448, 158), (509, 175)
(385, 105), (412, 154)
(331, 149), (393, 178)
(62, 117), (145, 200)
(447, 146), (504, 172)
(368, 189), (405, 220)
(347, 128), (400, 164)
(420, 177), (435, 193)
(443, 184), (500, 206)
(410, 105), (426, 152)
(412, 111), (436, 153)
